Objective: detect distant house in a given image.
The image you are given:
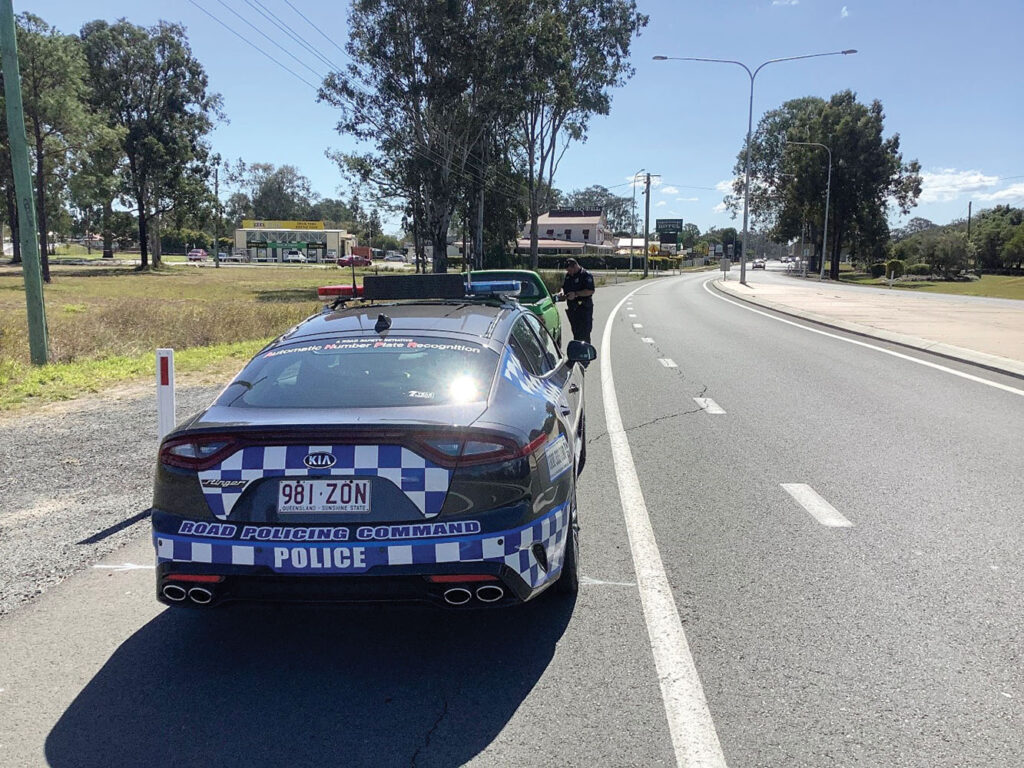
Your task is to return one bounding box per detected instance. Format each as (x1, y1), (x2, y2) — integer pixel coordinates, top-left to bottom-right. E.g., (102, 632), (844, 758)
(516, 209), (612, 254)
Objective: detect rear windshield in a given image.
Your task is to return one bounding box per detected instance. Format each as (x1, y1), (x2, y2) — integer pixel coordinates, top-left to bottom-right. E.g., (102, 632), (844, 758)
(217, 336), (500, 409)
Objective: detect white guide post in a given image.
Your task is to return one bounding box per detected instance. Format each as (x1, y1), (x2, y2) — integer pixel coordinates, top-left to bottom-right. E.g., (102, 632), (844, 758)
(156, 348), (176, 440)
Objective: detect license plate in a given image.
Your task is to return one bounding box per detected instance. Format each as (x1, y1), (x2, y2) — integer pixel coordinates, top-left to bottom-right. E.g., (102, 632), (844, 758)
(278, 479), (371, 514)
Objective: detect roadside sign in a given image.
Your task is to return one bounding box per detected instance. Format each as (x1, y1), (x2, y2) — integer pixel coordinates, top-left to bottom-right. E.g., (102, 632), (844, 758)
(721, 258), (731, 272)
(655, 218), (683, 233)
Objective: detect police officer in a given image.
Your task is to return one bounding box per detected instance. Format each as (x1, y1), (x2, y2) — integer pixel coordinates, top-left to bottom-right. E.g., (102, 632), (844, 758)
(558, 257), (596, 344)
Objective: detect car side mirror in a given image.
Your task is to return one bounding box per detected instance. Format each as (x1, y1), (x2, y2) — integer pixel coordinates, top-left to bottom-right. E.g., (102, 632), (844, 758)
(553, 294), (564, 303)
(566, 340), (597, 363)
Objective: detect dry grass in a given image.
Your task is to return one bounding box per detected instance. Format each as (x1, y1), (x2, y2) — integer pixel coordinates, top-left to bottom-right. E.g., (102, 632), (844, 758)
(0, 263), (353, 408)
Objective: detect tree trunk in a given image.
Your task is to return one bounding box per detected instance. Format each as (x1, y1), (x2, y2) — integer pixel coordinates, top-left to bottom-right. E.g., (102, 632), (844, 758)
(136, 197), (149, 269)
(150, 213), (162, 265)
(4, 184), (20, 264)
(830, 221), (843, 281)
(102, 199), (114, 259)
(34, 131), (51, 282)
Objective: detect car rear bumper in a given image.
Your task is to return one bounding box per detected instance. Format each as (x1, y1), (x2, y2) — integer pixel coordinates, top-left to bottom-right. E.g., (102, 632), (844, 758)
(152, 502), (570, 608)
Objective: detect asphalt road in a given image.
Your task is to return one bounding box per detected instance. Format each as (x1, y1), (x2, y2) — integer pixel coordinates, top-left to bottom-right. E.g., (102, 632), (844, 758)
(1, 269), (1021, 767)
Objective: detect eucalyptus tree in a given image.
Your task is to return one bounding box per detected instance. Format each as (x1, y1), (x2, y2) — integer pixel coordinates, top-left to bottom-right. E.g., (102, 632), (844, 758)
(14, 13), (90, 281)
(518, 0), (647, 266)
(729, 91), (921, 279)
(80, 19), (220, 268)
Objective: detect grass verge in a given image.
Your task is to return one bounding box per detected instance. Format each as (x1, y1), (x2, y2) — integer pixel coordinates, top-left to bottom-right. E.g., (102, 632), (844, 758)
(0, 338), (271, 411)
(839, 273), (1024, 300)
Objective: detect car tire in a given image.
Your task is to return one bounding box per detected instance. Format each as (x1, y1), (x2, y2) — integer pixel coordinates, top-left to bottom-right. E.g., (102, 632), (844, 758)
(554, 487), (579, 595)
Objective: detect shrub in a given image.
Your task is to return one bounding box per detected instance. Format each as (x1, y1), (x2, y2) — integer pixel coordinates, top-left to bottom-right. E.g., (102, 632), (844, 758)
(885, 259), (906, 278)
(906, 262), (932, 276)
(868, 262), (886, 278)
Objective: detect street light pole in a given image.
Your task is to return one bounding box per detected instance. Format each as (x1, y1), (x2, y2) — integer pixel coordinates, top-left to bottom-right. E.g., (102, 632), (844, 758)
(785, 140), (832, 279)
(630, 168), (645, 272)
(653, 50), (856, 285)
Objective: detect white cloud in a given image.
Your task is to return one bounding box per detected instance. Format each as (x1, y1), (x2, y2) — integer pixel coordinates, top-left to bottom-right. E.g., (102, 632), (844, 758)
(713, 202), (729, 213)
(625, 174), (662, 190)
(840, 5), (849, 18)
(772, 0), (799, 5)
(660, 186), (679, 195)
(715, 179), (736, 193)
(919, 168), (999, 203)
(655, 201), (667, 207)
(676, 196), (699, 202)
(976, 182), (1024, 203)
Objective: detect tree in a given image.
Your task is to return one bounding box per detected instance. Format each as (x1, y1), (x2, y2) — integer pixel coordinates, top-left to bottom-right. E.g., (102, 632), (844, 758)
(923, 230), (972, 278)
(81, 20), (220, 268)
(520, 0), (647, 267)
(14, 13), (90, 281)
(1001, 225), (1024, 271)
(226, 161), (316, 221)
(562, 184), (633, 234)
(731, 91), (921, 279)
(68, 123), (125, 259)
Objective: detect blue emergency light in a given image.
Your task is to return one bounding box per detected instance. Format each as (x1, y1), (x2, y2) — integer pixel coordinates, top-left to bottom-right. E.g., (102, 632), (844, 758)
(465, 280), (521, 297)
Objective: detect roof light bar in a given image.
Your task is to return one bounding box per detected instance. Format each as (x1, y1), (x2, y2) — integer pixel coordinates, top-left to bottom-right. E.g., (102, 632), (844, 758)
(464, 280), (521, 297)
(317, 284), (364, 300)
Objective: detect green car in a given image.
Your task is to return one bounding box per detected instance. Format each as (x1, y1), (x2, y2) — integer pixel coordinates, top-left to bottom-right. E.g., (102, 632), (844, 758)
(469, 269), (562, 346)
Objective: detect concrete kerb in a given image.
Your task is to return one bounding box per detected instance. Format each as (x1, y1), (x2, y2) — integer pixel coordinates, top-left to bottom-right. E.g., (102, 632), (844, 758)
(711, 279), (1024, 381)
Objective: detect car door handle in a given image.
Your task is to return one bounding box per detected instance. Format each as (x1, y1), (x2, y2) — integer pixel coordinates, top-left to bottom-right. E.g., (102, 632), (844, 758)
(559, 405), (572, 416)
(568, 383), (579, 393)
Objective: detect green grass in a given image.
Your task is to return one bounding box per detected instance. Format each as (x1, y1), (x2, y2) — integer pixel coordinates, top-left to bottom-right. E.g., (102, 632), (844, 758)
(839, 272), (1024, 300)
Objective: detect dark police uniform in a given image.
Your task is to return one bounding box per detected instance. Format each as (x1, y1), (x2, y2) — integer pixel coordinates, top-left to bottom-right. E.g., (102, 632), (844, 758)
(562, 267), (596, 343)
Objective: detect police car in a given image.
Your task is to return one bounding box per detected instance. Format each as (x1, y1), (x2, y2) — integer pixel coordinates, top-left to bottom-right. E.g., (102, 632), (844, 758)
(150, 274), (595, 608)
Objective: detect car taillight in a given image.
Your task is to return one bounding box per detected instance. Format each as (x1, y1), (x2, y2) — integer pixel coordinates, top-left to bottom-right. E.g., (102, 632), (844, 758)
(413, 432), (547, 468)
(159, 435), (239, 470)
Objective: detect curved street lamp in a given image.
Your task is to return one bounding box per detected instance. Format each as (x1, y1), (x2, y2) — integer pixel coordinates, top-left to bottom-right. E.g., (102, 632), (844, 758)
(653, 50), (856, 284)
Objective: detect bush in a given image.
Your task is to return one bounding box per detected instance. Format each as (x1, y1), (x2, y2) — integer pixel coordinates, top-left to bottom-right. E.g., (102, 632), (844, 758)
(868, 262), (886, 278)
(906, 262), (932, 276)
(885, 259), (906, 278)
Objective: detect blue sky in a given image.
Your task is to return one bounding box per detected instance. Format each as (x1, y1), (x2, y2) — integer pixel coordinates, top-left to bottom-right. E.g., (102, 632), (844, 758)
(30, 0), (1024, 235)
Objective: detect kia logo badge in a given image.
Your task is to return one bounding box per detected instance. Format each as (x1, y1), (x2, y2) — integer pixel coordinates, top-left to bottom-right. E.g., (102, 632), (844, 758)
(304, 452), (337, 469)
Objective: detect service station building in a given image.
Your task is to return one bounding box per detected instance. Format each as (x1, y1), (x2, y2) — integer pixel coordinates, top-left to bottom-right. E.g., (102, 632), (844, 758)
(233, 220), (357, 263)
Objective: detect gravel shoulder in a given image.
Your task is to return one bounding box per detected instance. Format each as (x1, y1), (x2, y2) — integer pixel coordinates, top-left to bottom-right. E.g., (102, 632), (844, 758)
(0, 382), (222, 617)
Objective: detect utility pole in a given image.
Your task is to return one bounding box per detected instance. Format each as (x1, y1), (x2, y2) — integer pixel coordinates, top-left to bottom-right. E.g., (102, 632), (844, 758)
(642, 172), (651, 278)
(1, 0), (48, 364)
(213, 166), (221, 268)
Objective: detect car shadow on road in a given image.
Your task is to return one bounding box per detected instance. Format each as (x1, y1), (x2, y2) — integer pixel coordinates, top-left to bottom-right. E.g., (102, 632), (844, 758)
(45, 594), (575, 768)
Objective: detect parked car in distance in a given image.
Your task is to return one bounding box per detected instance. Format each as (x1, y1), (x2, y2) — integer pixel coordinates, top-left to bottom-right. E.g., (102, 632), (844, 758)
(338, 255), (372, 267)
(187, 249), (208, 261)
(752, 259), (766, 270)
(222, 251), (247, 262)
(384, 254), (405, 262)
(284, 249), (308, 263)
(469, 269), (562, 347)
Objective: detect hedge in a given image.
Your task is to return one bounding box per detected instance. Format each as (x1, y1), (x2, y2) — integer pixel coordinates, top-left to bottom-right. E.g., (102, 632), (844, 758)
(906, 262), (932, 276)
(868, 262), (887, 278)
(885, 259), (906, 278)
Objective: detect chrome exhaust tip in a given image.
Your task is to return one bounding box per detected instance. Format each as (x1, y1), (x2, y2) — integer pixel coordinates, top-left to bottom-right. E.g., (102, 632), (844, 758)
(476, 585), (505, 603)
(162, 584), (188, 602)
(442, 587), (473, 606)
(188, 587), (214, 605)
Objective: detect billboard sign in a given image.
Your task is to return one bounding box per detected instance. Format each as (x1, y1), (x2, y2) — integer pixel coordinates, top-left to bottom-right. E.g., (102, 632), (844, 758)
(241, 220), (325, 230)
(655, 218), (683, 233)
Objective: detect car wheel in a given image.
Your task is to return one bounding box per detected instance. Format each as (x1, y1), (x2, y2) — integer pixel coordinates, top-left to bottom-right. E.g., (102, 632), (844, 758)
(554, 487), (579, 595)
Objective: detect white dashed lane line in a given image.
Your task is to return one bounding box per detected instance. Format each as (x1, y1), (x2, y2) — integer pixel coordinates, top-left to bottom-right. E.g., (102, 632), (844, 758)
(628, 313), (638, 318)
(781, 484), (854, 527)
(658, 359), (678, 368)
(641, 337), (655, 344)
(693, 397), (726, 415)
(633, 323), (643, 329)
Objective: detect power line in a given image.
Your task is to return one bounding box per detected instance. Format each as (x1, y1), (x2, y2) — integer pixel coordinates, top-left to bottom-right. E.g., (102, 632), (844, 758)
(212, 0), (326, 81)
(187, 0), (320, 89)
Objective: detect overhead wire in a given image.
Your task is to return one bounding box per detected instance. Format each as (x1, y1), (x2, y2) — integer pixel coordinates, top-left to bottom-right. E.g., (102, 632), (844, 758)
(190, 0), (527, 204)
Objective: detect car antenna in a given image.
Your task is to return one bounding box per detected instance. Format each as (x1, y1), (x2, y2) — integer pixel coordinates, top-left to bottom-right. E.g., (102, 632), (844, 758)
(375, 313), (392, 333)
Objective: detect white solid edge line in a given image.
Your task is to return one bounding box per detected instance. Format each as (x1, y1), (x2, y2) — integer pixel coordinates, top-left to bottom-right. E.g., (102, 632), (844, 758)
(702, 279), (1024, 398)
(780, 484), (854, 527)
(602, 284), (728, 768)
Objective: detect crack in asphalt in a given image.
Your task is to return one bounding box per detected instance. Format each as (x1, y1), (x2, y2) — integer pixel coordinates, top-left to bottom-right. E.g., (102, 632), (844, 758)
(410, 695), (450, 767)
(588, 385), (709, 444)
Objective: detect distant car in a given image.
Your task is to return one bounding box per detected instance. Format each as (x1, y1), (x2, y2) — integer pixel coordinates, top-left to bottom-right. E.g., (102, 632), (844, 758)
(187, 249), (208, 261)
(284, 250), (308, 263)
(752, 259), (766, 270)
(223, 252), (247, 262)
(469, 269), (562, 347)
(384, 254), (405, 262)
(338, 255), (372, 267)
